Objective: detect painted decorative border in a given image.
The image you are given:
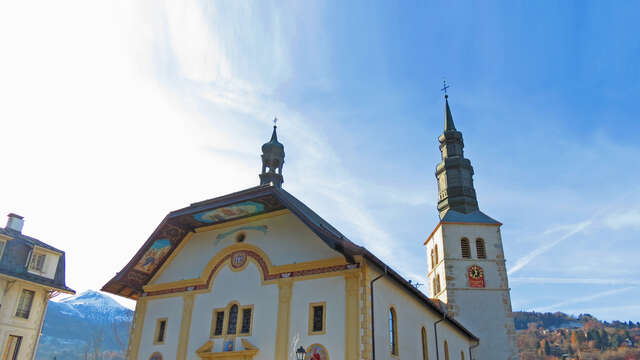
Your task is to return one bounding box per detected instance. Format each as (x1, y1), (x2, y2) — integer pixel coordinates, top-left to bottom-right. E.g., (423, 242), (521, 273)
(144, 249), (358, 297)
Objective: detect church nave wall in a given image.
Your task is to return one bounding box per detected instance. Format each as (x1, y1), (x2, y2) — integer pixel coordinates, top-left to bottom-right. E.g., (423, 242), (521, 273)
(368, 265), (474, 360)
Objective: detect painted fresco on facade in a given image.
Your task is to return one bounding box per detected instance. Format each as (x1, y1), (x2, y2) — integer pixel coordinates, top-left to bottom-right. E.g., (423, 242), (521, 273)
(193, 201), (266, 224)
(148, 352), (163, 360)
(134, 239), (171, 274)
(305, 344), (329, 360)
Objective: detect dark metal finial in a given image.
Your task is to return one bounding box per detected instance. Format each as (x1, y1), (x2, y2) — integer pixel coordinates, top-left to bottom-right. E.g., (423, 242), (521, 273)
(273, 117), (278, 127)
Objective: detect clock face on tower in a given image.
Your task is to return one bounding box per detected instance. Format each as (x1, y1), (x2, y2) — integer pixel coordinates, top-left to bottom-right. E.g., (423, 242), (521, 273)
(468, 265), (485, 288)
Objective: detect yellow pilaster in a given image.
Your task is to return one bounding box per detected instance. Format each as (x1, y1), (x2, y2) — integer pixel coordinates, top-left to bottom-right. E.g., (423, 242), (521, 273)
(126, 297), (148, 360)
(345, 271), (361, 360)
(177, 293), (195, 360)
(274, 279), (293, 360)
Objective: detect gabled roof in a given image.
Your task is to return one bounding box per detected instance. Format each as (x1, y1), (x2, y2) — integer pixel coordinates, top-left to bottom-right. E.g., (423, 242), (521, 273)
(0, 227), (75, 294)
(101, 185), (477, 341)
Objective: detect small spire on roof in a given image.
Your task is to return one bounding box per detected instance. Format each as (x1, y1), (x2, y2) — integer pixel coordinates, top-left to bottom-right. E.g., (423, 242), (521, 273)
(271, 117), (278, 141)
(259, 118), (285, 187)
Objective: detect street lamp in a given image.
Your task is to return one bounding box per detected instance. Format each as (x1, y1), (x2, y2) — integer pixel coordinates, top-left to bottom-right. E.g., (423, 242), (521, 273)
(296, 346), (306, 360)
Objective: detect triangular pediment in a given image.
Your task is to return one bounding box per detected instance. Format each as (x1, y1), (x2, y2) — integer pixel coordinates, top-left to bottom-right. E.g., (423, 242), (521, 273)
(102, 185), (360, 299)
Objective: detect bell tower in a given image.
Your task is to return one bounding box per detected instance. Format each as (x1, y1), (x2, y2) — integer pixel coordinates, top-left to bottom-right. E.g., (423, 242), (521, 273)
(259, 119), (285, 187)
(425, 94), (518, 360)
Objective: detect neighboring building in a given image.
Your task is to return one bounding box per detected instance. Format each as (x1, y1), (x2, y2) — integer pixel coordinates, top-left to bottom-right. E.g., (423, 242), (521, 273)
(0, 214), (75, 360)
(103, 96), (516, 360)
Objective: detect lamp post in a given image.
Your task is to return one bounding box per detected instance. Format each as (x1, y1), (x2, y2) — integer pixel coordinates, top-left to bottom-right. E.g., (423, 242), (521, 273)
(296, 346), (306, 360)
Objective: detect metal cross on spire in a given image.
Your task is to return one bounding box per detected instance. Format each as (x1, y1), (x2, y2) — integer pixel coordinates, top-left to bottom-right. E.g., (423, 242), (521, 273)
(441, 80), (450, 98)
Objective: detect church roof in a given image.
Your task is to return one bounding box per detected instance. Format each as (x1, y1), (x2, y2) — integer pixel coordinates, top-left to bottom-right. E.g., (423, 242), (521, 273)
(440, 209), (501, 225)
(101, 184), (477, 341)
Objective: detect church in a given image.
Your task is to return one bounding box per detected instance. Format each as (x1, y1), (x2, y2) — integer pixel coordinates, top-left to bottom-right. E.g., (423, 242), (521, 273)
(102, 95), (517, 360)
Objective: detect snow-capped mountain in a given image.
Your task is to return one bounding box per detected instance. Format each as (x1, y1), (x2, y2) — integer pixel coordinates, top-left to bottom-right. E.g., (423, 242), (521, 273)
(55, 289), (132, 322)
(36, 290), (133, 360)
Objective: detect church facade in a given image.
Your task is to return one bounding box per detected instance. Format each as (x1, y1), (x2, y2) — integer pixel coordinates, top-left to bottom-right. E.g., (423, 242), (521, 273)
(103, 98), (516, 360)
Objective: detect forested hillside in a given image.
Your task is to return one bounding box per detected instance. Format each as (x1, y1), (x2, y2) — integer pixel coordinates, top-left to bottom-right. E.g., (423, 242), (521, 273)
(515, 311), (640, 360)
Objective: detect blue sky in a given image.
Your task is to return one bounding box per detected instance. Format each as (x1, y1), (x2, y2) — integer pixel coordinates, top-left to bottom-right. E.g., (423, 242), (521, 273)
(1, 1), (639, 321)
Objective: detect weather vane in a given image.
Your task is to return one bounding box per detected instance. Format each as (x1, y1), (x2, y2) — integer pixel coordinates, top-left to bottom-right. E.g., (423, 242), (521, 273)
(441, 80), (450, 97)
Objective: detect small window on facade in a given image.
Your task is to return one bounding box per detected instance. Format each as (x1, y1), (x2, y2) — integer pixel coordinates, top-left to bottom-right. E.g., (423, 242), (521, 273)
(421, 327), (429, 360)
(444, 340), (450, 360)
(461, 238), (471, 258)
(154, 318), (167, 344)
(28, 252), (46, 272)
(308, 302), (326, 335)
(476, 238), (486, 259)
(432, 277), (437, 296)
(434, 245), (439, 265)
(235, 232), (246, 243)
(389, 307), (398, 355)
(3, 335), (22, 360)
(0, 240), (6, 260)
(226, 304), (238, 335)
(435, 274), (441, 294)
(461, 351), (465, 360)
(240, 306), (253, 335)
(212, 310), (225, 337)
(15, 289), (35, 319)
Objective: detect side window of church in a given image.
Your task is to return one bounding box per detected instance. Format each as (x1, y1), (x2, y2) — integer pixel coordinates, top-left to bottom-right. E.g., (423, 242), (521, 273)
(476, 238), (486, 259)
(153, 318), (167, 345)
(212, 310), (225, 337)
(389, 307), (399, 355)
(461, 238), (471, 258)
(308, 302), (326, 335)
(239, 306), (253, 335)
(15, 289), (35, 319)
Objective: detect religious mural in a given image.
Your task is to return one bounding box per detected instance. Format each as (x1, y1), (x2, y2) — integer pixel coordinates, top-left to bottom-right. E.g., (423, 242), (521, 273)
(193, 201), (266, 223)
(148, 352), (162, 360)
(134, 238), (172, 274)
(305, 344), (329, 360)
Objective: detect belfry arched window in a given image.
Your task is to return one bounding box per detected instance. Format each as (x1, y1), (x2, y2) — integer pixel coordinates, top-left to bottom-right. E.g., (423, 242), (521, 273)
(461, 350), (465, 360)
(389, 307), (398, 355)
(435, 274), (441, 294)
(461, 238), (471, 258)
(444, 340), (450, 360)
(430, 249), (435, 270)
(476, 238), (486, 259)
(226, 304), (238, 334)
(421, 326), (429, 360)
(434, 245), (439, 265)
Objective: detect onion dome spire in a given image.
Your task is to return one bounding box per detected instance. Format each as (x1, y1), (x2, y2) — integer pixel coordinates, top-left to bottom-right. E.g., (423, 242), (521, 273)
(435, 91), (479, 219)
(259, 118), (285, 187)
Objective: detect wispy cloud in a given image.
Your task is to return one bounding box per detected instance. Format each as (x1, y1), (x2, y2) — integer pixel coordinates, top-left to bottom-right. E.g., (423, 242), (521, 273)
(510, 277), (640, 286)
(508, 220), (592, 275)
(536, 287), (636, 312)
(604, 209), (640, 230)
